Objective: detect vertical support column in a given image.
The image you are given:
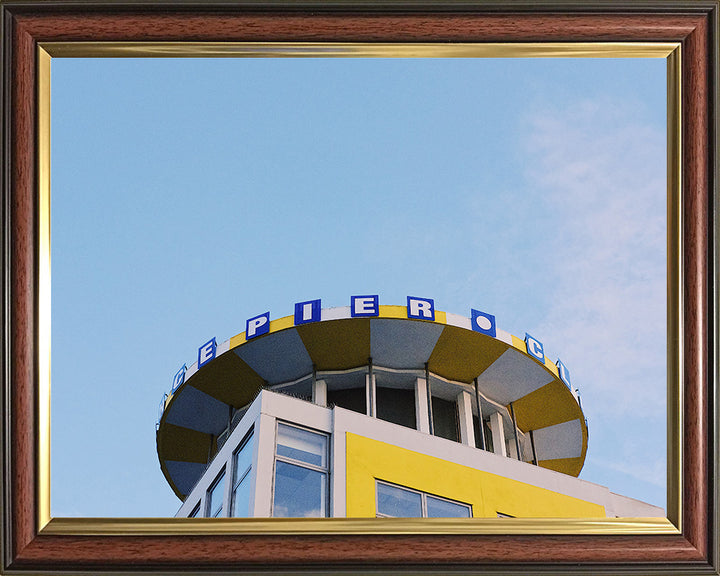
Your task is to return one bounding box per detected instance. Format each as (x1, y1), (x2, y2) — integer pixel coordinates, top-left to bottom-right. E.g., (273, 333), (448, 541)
(474, 377), (486, 450)
(223, 456), (235, 519)
(456, 390), (475, 447)
(489, 411), (507, 457)
(509, 402), (522, 461)
(329, 409), (346, 518)
(415, 377), (431, 434)
(425, 363), (434, 435)
(530, 429), (538, 465)
(313, 379), (327, 407)
(252, 412), (276, 517)
(366, 358), (376, 418)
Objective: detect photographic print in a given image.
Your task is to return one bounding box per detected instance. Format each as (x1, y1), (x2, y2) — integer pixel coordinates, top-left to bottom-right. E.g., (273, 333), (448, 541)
(50, 56), (667, 522)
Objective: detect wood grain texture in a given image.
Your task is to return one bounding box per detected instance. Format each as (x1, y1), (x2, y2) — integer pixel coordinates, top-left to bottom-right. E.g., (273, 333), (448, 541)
(681, 11), (710, 560)
(10, 13), (38, 561)
(13, 12), (705, 42)
(2, 2), (716, 573)
(8, 533), (709, 569)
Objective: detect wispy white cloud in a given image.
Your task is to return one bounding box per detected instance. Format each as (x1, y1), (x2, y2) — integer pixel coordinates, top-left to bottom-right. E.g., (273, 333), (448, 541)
(519, 97), (667, 504)
(587, 454), (667, 489)
(523, 98), (666, 417)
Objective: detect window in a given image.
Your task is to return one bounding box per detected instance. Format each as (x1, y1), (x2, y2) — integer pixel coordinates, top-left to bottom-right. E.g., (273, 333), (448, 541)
(376, 386), (416, 429)
(325, 370), (367, 415)
(376, 482), (422, 517)
(431, 396), (460, 442)
(376, 481), (471, 518)
(472, 415), (494, 452)
(272, 423), (329, 518)
(231, 431), (254, 517)
(188, 502), (201, 518)
(206, 470), (226, 518)
(497, 512), (515, 518)
(327, 386), (366, 414)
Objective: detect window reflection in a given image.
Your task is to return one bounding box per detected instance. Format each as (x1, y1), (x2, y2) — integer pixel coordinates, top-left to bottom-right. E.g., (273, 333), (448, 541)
(231, 431), (254, 518)
(206, 471), (225, 518)
(376, 480), (471, 518)
(273, 423), (329, 518)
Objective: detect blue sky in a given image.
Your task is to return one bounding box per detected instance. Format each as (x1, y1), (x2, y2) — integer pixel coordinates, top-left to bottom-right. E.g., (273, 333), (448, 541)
(50, 56), (666, 517)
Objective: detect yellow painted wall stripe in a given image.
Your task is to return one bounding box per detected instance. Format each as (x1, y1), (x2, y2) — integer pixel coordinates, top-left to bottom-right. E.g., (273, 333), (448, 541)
(345, 433), (604, 518)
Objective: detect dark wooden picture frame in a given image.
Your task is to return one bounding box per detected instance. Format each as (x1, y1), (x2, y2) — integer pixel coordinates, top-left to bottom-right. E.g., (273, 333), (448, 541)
(1, 1), (717, 574)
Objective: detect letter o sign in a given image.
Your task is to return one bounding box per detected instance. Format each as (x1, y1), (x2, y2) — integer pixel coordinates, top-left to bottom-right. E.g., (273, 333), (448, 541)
(471, 309), (496, 337)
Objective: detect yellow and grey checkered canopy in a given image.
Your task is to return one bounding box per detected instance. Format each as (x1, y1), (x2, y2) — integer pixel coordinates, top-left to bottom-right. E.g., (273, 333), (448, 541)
(157, 305), (587, 500)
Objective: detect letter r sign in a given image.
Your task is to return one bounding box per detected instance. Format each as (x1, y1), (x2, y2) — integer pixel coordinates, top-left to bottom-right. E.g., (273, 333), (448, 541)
(407, 296), (435, 320)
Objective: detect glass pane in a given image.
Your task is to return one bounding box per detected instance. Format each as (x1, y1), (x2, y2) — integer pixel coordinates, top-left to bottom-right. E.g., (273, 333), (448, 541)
(376, 483), (422, 517)
(231, 475), (252, 517)
(208, 472), (225, 518)
(426, 495), (471, 518)
(376, 387), (417, 430)
(432, 396), (460, 442)
(234, 432), (254, 485)
(326, 386), (366, 415)
(272, 461), (326, 517)
(276, 423), (327, 467)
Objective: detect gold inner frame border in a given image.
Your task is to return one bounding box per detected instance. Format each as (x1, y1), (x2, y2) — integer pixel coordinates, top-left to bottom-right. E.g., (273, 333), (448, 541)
(36, 40), (682, 537)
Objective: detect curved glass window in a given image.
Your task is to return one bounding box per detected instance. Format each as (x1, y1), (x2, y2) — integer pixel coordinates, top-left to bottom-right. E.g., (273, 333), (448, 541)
(324, 370), (367, 415)
(376, 386), (416, 429)
(432, 396), (460, 442)
(327, 386), (366, 414)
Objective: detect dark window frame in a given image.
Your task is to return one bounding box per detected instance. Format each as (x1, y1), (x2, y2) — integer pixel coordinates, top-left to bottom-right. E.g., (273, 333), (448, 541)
(375, 479), (472, 518)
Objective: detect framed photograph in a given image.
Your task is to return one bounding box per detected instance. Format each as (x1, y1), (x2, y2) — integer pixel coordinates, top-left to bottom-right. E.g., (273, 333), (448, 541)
(1, 1), (717, 574)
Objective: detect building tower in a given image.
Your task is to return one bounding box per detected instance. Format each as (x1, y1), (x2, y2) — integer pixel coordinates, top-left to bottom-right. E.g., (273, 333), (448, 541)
(156, 297), (662, 519)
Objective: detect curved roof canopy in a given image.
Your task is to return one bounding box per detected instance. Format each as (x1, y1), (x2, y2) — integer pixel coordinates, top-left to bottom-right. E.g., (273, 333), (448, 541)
(157, 305), (587, 500)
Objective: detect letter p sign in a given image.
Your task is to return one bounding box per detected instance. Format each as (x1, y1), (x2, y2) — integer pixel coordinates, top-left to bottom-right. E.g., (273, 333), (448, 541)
(247, 312), (270, 340)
